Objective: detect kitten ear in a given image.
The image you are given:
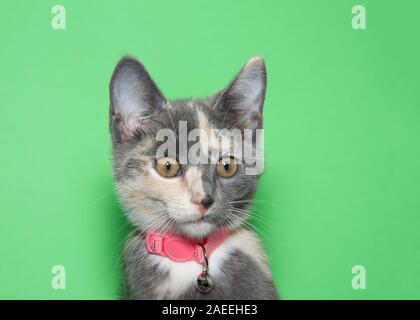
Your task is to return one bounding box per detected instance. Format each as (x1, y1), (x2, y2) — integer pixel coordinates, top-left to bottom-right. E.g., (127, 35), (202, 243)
(214, 56), (266, 129)
(109, 56), (167, 142)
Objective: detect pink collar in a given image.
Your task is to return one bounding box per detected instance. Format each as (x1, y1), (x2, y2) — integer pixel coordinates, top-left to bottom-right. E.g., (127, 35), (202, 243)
(146, 229), (230, 265)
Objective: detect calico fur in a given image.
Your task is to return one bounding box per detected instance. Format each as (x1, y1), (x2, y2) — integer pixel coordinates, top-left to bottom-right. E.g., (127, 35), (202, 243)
(109, 55), (278, 299)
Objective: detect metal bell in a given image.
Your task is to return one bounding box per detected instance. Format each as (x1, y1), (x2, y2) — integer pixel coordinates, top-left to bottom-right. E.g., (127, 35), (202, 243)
(197, 271), (214, 293)
(196, 245), (214, 294)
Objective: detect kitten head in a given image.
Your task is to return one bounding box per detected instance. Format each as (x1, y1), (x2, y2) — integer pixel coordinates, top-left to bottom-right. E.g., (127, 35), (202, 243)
(109, 56), (266, 239)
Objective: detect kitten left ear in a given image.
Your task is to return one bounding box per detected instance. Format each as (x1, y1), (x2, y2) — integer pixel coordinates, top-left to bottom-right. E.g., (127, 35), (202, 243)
(214, 56), (267, 129)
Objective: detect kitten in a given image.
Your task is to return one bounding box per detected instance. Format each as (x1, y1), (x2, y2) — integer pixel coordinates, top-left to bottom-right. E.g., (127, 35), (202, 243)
(109, 55), (278, 299)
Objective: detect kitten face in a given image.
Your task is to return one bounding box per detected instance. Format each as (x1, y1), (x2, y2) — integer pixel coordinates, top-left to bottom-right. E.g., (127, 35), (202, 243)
(110, 56), (266, 239)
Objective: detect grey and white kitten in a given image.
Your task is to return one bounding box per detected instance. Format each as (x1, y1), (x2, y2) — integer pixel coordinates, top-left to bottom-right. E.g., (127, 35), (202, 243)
(109, 55), (278, 299)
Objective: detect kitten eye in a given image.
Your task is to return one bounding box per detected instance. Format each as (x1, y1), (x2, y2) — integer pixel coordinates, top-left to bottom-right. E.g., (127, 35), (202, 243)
(216, 157), (238, 178)
(155, 157), (180, 178)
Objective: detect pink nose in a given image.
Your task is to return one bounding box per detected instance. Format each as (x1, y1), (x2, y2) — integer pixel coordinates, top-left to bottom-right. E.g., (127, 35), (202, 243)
(192, 195), (214, 214)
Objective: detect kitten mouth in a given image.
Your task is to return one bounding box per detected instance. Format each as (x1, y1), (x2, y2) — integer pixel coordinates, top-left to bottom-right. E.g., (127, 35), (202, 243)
(185, 218), (206, 224)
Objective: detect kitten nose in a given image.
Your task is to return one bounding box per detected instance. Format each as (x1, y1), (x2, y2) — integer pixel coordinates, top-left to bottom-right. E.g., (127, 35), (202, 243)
(201, 195), (214, 209)
(192, 195), (214, 214)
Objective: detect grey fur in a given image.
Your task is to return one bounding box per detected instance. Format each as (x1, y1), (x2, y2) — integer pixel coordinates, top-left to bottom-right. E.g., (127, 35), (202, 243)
(123, 233), (277, 300)
(109, 55), (278, 299)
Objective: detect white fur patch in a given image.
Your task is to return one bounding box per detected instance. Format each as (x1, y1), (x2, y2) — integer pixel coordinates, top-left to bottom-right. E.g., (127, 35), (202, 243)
(185, 166), (205, 201)
(197, 110), (211, 157)
(197, 110), (238, 162)
(152, 257), (202, 299)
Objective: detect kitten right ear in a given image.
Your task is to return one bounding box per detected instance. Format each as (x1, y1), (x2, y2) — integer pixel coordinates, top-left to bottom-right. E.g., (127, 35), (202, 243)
(109, 56), (167, 143)
(213, 57), (266, 130)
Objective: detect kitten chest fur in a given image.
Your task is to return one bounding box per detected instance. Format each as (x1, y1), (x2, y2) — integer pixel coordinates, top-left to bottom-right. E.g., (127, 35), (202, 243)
(124, 229), (273, 299)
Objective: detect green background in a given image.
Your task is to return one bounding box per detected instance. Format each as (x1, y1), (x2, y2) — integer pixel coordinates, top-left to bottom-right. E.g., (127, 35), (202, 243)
(1, 0), (419, 299)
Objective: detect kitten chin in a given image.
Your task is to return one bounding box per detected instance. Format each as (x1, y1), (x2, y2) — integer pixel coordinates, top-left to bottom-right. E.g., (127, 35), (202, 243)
(177, 220), (216, 239)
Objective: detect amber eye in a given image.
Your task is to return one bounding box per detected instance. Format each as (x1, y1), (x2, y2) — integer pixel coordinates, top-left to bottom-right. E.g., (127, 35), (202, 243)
(216, 157), (238, 178)
(155, 157), (181, 178)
